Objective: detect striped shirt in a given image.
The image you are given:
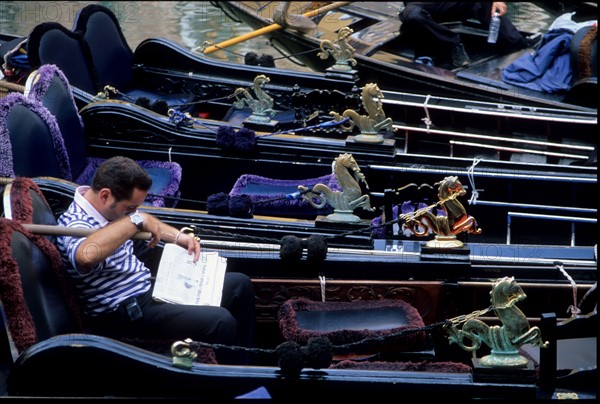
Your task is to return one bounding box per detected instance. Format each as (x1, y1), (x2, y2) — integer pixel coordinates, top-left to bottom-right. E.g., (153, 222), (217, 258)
(56, 186), (151, 316)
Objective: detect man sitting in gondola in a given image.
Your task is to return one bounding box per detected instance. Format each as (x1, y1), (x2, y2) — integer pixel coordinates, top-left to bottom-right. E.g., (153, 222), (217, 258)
(398, 2), (538, 68)
(56, 156), (256, 365)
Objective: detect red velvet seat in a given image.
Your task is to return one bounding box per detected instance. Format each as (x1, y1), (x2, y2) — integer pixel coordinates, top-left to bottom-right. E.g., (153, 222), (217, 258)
(278, 297), (431, 360)
(0, 177), (216, 363)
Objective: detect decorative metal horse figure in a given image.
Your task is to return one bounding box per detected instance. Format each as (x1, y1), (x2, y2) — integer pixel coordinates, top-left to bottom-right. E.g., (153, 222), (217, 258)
(403, 176), (481, 248)
(232, 75), (275, 123)
(318, 26), (357, 71)
(446, 276), (548, 368)
(330, 83), (393, 143)
(298, 153), (373, 223)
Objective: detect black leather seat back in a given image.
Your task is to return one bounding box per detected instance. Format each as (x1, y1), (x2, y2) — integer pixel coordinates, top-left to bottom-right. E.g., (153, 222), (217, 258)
(11, 228), (79, 340)
(75, 4), (134, 91)
(0, 93), (71, 180)
(27, 22), (99, 94)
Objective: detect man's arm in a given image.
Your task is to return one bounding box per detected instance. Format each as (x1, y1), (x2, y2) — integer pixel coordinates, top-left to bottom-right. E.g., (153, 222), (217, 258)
(75, 215), (141, 273)
(75, 212), (201, 273)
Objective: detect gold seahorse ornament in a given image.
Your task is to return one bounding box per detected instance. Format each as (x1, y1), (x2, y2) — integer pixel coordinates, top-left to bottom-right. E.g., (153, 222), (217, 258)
(298, 153), (373, 223)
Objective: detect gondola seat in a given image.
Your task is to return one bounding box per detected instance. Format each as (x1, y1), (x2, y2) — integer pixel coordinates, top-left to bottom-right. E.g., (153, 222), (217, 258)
(278, 297), (431, 360)
(26, 4), (131, 96)
(0, 93), (70, 180)
(26, 4), (191, 109)
(0, 218), (230, 398)
(0, 65), (182, 208)
(2, 177), (60, 244)
(0, 177), (218, 365)
(229, 173), (340, 218)
(0, 218), (84, 363)
(565, 25), (597, 108)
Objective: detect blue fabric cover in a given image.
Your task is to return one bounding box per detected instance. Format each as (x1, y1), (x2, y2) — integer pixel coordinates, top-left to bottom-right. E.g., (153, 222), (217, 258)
(502, 29), (574, 93)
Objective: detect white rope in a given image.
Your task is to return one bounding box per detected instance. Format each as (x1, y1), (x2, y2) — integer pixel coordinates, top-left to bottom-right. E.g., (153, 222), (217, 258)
(168, 147), (172, 163)
(555, 263), (581, 317)
(466, 157), (482, 205)
(319, 274), (326, 302)
(420, 94), (432, 130)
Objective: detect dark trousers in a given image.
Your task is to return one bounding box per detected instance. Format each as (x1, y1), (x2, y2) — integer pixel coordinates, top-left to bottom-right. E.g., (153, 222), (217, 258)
(85, 272), (256, 365)
(399, 2), (525, 59)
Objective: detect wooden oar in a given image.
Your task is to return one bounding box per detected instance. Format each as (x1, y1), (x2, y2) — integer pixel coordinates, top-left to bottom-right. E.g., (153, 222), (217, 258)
(23, 223), (152, 240)
(203, 1), (351, 54)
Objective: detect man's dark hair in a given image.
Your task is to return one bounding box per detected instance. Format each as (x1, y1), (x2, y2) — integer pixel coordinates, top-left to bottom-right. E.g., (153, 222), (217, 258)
(91, 156), (152, 201)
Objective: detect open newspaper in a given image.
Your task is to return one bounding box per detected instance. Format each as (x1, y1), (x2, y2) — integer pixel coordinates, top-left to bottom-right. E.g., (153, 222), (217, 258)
(152, 243), (226, 306)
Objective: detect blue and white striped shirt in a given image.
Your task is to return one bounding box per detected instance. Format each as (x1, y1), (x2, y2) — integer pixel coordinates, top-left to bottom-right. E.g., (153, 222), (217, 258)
(57, 186), (151, 315)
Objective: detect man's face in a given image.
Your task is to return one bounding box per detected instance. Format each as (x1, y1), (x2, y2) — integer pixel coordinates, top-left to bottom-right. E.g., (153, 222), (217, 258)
(101, 187), (147, 221)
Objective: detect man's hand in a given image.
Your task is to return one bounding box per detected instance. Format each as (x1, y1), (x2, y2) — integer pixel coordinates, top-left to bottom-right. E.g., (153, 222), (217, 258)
(175, 230), (201, 263)
(139, 212), (162, 248)
(492, 2), (507, 17)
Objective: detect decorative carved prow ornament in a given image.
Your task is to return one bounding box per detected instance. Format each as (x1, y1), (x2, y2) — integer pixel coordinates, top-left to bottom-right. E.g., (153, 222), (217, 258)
(298, 153), (373, 223)
(232, 75), (276, 124)
(330, 83), (393, 143)
(446, 276), (548, 368)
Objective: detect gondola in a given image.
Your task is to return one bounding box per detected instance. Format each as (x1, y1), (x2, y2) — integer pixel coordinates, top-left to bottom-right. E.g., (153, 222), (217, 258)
(0, 4), (595, 247)
(214, 2), (598, 110)
(0, 175), (596, 399)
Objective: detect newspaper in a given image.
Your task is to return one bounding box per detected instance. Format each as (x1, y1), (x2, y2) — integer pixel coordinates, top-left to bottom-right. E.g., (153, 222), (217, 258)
(152, 243), (226, 306)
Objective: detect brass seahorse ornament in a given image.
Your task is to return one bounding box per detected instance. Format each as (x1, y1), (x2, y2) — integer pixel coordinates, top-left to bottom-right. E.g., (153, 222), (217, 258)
(318, 26), (357, 71)
(330, 83), (393, 143)
(232, 75), (275, 124)
(446, 277), (548, 368)
(298, 153), (373, 223)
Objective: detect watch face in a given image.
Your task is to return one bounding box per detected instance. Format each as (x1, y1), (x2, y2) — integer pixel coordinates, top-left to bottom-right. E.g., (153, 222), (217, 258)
(130, 213), (143, 230)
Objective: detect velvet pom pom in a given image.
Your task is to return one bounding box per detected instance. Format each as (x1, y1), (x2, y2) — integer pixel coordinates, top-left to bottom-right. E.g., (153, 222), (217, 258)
(135, 97), (151, 109)
(234, 127), (256, 152)
(280, 235), (303, 261)
(207, 192), (230, 216)
(229, 194), (253, 218)
(370, 215), (385, 239)
(302, 337), (332, 370)
(305, 234), (327, 262)
(257, 54), (275, 68)
(276, 341), (304, 376)
(151, 100), (169, 116)
(216, 126), (236, 150)
(244, 52), (260, 66)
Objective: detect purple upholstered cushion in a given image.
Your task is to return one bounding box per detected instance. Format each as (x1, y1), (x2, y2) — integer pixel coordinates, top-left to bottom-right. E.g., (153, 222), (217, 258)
(230, 173), (341, 218)
(0, 92), (72, 180)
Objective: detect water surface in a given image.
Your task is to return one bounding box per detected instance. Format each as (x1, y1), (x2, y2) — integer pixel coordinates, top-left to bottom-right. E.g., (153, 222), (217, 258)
(0, 1), (310, 70)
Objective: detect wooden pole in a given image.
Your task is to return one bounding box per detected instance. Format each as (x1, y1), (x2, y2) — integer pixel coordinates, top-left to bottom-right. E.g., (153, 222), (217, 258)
(23, 223), (153, 240)
(203, 1), (351, 54)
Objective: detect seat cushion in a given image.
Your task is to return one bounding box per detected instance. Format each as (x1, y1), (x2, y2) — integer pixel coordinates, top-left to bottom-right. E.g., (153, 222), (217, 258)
(278, 297), (427, 352)
(75, 157), (182, 208)
(230, 173), (340, 218)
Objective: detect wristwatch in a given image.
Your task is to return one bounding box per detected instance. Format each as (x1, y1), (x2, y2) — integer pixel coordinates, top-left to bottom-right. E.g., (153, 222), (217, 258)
(129, 212), (144, 231)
